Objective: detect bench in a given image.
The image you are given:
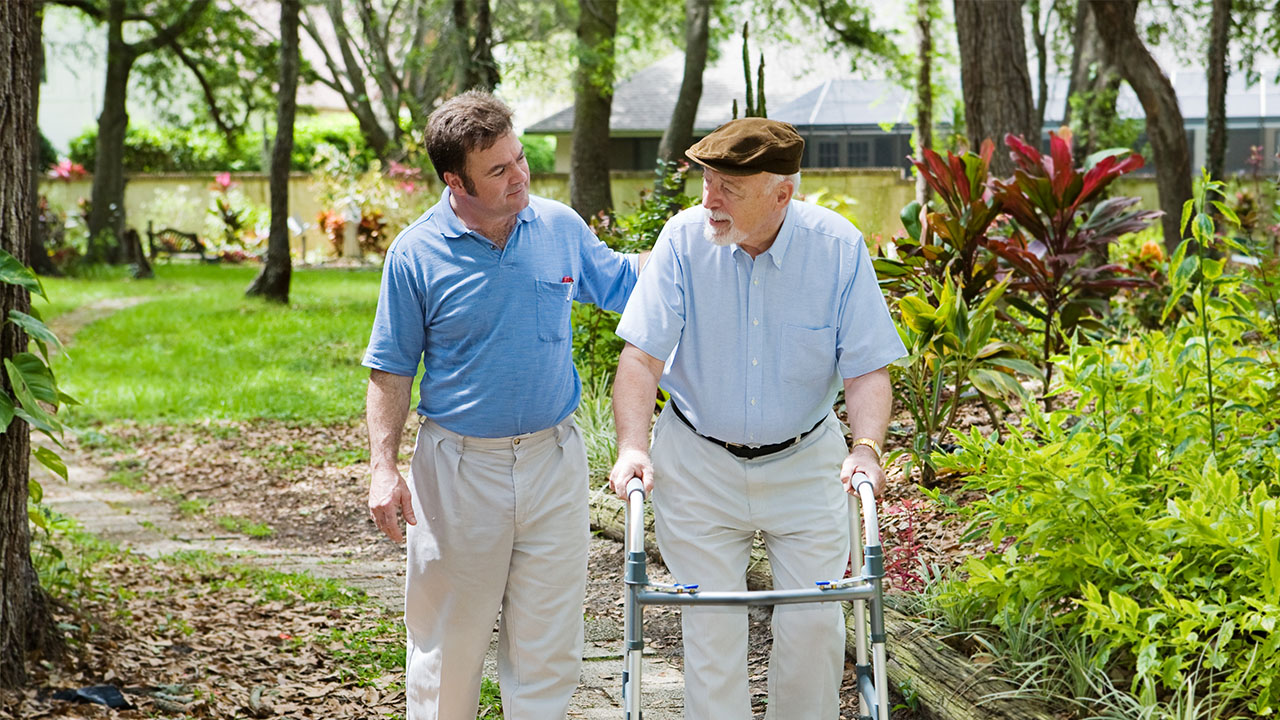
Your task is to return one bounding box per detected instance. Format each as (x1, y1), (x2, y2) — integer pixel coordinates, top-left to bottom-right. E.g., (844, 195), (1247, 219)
(147, 221), (209, 262)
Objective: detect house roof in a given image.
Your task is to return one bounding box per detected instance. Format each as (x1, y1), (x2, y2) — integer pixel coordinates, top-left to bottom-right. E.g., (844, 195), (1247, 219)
(526, 51), (836, 134)
(771, 78), (912, 128)
(530, 55), (1280, 136)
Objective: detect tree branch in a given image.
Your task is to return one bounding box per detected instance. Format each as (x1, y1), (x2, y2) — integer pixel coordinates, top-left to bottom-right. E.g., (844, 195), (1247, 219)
(131, 0), (213, 57)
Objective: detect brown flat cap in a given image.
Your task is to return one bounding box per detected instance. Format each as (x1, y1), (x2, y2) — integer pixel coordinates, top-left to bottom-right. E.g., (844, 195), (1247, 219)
(686, 118), (804, 176)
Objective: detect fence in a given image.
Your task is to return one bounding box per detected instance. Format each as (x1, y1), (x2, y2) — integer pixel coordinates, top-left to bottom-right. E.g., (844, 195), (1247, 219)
(38, 170), (1162, 260)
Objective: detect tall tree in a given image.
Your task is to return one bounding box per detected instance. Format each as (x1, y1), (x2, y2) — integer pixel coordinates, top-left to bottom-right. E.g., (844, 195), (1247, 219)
(51, 0), (214, 244)
(302, 0), (564, 161)
(1026, 0), (1057, 133)
(569, 0), (618, 221)
(654, 0), (712, 183)
(914, 0), (937, 206)
(1063, 0), (1122, 157)
(28, 7), (59, 277)
(954, 0), (1036, 176)
(247, 0), (300, 304)
(1089, 0), (1192, 252)
(0, 0), (60, 688)
(452, 0), (499, 92)
(1205, 0), (1231, 181)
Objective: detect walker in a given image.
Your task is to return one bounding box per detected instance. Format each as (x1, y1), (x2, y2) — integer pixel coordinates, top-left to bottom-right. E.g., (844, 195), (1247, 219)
(620, 473), (891, 720)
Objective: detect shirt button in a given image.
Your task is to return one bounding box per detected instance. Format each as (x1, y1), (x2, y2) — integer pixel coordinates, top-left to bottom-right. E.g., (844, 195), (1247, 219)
(753, 318), (759, 326)
(752, 358), (758, 366)
(753, 279), (759, 285)
(750, 398), (756, 406)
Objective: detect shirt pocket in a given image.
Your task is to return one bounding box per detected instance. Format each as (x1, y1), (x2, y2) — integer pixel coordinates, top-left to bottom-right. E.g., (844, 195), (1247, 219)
(781, 323), (837, 385)
(535, 279), (574, 342)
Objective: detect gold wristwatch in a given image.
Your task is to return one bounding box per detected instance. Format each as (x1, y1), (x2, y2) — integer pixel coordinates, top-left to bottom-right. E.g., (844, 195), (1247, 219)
(851, 437), (882, 462)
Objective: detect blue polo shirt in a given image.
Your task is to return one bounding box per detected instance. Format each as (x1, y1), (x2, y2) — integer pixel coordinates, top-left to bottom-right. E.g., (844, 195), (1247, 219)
(616, 201), (906, 446)
(363, 190), (639, 438)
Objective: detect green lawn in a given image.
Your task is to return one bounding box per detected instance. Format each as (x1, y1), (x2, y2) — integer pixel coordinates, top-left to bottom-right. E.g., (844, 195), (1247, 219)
(41, 264), (383, 425)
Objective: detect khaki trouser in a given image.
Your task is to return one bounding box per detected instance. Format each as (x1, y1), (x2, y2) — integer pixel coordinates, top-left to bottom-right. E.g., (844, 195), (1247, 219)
(650, 406), (850, 720)
(403, 417), (589, 720)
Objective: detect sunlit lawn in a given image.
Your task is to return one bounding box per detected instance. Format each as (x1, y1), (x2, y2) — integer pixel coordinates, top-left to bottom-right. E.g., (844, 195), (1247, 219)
(39, 263), (384, 425)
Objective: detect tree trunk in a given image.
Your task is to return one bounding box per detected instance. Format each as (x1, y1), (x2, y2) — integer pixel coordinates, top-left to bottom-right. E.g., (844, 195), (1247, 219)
(1064, 1), (1120, 157)
(569, 0), (618, 221)
(0, 0), (59, 689)
(915, 0), (935, 207)
(86, 0), (133, 245)
(1090, 0), (1193, 253)
(248, 0), (299, 304)
(587, 490), (1061, 720)
(654, 0), (711, 192)
(1028, 0), (1050, 133)
(471, 0), (498, 91)
(953, 0), (1036, 177)
(1205, 0), (1230, 182)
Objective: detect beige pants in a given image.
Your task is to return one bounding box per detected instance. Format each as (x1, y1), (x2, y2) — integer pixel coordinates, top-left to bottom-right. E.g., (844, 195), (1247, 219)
(403, 417), (589, 720)
(650, 407), (850, 720)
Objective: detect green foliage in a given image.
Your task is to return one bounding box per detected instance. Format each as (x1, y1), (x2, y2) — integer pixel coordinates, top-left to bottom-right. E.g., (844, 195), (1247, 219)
(575, 373), (616, 487)
(934, 318), (1280, 717)
(575, 161), (698, 388)
(66, 116), (375, 174)
(893, 278), (1036, 484)
(520, 135), (555, 174)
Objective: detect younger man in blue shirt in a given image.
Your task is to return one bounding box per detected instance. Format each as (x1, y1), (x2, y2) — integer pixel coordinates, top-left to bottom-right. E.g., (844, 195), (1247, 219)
(364, 90), (644, 720)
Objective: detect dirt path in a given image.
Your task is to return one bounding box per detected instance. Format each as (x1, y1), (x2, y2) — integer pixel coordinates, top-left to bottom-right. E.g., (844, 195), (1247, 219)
(39, 455), (685, 719)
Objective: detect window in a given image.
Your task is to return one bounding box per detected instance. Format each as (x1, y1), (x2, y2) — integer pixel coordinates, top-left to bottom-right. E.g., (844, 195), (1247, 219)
(818, 142), (840, 168)
(848, 141), (870, 166)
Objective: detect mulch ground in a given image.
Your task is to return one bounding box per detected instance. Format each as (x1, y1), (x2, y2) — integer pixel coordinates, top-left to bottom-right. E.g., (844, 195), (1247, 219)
(6, 397), (1001, 718)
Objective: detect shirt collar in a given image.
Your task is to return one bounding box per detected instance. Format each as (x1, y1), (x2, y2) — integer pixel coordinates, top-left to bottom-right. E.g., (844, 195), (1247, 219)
(436, 188), (538, 240)
(737, 202), (795, 269)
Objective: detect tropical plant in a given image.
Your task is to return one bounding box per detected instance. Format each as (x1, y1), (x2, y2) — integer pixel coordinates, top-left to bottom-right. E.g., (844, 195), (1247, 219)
(988, 129), (1161, 394)
(878, 139), (1002, 303)
(1160, 170), (1249, 460)
(893, 277), (1037, 485)
(934, 319), (1279, 718)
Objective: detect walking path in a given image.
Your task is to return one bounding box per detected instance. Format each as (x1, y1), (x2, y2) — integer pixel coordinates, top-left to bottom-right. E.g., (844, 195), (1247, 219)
(40, 458), (684, 719)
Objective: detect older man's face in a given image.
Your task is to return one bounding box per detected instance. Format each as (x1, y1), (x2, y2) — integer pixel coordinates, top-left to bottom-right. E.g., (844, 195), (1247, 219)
(701, 169), (785, 248)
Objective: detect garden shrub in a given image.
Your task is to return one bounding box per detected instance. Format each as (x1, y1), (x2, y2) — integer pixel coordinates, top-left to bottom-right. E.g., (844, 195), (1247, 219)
(66, 116), (376, 174)
(935, 314), (1280, 716)
(520, 134), (555, 174)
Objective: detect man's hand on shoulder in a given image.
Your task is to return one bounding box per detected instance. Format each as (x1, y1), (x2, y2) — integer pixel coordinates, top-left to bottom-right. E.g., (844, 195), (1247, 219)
(609, 447), (654, 499)
(840, 444), (886, 496)
(369, 467), (417, 543)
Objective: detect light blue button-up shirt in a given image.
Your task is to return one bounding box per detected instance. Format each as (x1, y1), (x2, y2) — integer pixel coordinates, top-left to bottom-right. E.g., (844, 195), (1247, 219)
(616, 201), (905, 446)
(363, 190), (639, 438)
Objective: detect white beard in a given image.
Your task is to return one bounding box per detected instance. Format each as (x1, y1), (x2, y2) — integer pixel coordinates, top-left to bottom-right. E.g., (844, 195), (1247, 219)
(703, 213), (745, 247)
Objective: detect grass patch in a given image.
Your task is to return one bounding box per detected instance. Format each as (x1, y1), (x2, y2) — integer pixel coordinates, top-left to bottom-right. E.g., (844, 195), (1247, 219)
(326, 618), (406, 686)
(478, 677), (502, 718)
(245, 439), (370, 471)
(216, 515), (273, 537)
(104, 468), (147, 491)
(44, 264), (382, 424)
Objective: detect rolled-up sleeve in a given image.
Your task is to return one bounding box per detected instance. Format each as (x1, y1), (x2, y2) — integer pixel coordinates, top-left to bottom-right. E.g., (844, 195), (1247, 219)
(362, 248), (427, 377)
(615, 232), (684, 363)
(835, 235), (907, 379)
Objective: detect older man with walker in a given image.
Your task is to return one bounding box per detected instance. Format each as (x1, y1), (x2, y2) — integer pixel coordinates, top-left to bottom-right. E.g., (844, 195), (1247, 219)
(608, 118), (906, 719)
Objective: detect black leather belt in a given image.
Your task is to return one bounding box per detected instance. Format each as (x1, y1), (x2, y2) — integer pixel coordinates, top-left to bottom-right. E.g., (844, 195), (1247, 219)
(668, 402), (825, 460)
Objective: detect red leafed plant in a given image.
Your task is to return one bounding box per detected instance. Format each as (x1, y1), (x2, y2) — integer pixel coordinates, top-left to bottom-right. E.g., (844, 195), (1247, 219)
(988, 129), (1162, 395)
(881, 139), (1003, 304)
